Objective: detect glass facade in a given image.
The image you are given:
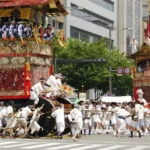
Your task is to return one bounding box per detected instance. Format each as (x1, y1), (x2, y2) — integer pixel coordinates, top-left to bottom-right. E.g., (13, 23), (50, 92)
(89, 0), (114, 12)
(71, 3), (114, 29)
(126, 0), (132, 55)
(135, 0), (140, 45)
(70, 26), (101, 42)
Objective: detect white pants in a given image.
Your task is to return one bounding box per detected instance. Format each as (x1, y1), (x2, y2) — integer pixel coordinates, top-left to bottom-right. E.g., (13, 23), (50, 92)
(116, 118), (126, 133)
(30, 119), (40, 133)
(56, 122), (65, 133)
(84, 119), (92, 129)
(125, 116), (132, 125)
(111, 116), (117, 125)
(6, 118), (17, 128)
(131, 120), (139, 129)
(30, 91), (39, 104)
(71, 121), (83, 135)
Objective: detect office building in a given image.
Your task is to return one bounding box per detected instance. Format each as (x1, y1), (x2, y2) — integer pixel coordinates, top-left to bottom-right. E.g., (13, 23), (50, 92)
(64, 0), (117, 47)
(117, 0), (143, 55)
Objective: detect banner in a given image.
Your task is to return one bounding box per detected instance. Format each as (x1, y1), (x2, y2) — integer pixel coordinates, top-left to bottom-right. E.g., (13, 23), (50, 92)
(0, 8), (31, 19)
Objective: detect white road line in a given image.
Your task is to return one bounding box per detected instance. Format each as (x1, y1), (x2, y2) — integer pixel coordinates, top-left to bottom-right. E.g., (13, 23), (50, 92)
(124, 146), (150, 150)
(0, 141), (18, 145)
(69, 144), (103, 150)
(1, 142), (37, 148)
(46, 144), (82, 150)
(96, 145), (125, 150)
(21, 143), (60, 149)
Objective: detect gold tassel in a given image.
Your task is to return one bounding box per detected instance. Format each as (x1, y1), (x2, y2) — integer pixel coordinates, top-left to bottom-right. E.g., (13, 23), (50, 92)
(26, 62), (31, 71)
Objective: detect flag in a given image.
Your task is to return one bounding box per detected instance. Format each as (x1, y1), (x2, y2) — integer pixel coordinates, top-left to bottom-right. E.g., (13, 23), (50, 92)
(49, 0), (57, 8)
(145, 16), (150, 37)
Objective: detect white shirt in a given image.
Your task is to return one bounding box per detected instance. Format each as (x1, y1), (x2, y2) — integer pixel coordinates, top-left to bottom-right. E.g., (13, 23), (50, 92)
(116, 108), (130, 117)
(144, 108), (150, 121)
(6, 106), (13, 116)
(18, 106), (32, 119)
(0, 106), (6, 118)
(51, 107), (65, 124)
(31, 82), (44, 96)
(70, 108), (82, 123)
(135, 104), (145, 120)
(46, 75), (58, 89)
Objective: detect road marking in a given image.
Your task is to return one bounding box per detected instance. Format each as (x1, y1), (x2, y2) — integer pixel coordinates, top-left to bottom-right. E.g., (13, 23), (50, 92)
(1, 142), (37, 148)
(124, 146), (150, 150)
(0, 141), (18, 145)
(21, 143), (60, 149)
(96, 145), (125, 150)
(46, 144), (82, 149)
(69, 144), (102, 150)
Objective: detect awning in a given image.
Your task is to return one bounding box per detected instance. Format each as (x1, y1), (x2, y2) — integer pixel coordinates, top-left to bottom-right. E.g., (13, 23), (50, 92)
(101, 96), (132, 103)
(0, 0), (68, 16)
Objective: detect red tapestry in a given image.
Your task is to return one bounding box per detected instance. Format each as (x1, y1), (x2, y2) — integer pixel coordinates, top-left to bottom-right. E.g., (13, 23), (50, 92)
(0, 64), (31, 100)
(31, 65), (50, 86)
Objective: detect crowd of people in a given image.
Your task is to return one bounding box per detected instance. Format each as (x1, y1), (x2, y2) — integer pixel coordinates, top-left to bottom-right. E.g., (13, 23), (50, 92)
(0, 73), (150, 141)
(0, 20), (55, 41)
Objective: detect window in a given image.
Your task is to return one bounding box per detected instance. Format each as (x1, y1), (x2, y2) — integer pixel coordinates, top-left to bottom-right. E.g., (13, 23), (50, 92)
(89, 0), (114, 12)
(58, 22), (63, 29)
(71, 3), (114, 29)
(70, 26), (101, 42)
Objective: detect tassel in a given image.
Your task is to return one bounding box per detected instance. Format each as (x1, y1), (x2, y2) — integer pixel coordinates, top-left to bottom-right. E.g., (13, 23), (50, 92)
(26, 62), (31, 72)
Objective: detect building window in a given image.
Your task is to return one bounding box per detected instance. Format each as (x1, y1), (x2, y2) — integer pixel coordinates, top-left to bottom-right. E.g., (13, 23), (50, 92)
(70, 26), (101, 42)
(71, 3), (114, 29)
(89, 0), (114, 12)
(58, 22), (64, 29)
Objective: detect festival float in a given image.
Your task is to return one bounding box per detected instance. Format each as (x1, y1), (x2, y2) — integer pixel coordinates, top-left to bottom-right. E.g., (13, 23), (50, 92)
(0, 0), (73, 136)
(131, 42), (150, 102)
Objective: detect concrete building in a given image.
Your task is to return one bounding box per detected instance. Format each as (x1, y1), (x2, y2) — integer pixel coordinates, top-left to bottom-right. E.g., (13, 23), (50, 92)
(117, 0), (143, 55)
(64, 0), (117, 47)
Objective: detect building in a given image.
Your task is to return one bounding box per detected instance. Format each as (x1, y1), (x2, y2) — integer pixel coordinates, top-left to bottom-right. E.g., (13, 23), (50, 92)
(117, 0), (143, 55)
(64, 0), (117, 47)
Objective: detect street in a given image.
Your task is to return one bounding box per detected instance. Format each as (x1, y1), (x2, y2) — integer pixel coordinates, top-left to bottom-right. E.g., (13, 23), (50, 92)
(1, 134), (150, 150)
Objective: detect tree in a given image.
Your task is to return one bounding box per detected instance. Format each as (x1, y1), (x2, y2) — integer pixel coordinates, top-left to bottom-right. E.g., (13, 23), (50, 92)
(52, 38), (134, 96)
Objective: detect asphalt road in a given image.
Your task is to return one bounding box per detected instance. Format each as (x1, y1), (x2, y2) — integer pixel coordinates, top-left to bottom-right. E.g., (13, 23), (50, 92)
(0, 134), (150, 150)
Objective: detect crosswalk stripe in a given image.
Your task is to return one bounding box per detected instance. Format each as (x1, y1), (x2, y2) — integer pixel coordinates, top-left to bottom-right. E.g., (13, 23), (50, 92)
(21, 143), (60, 149)
(46, 144), (82, 149)
(124, 146), (150, 150)
(96, 145), (125, 150)
(69, 144), (103, 150)
(0, 142), (18, 145)
(0, 142), (37, 148)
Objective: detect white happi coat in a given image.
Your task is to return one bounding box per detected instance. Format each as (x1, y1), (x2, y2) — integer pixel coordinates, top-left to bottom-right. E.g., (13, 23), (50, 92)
(110, 106), (120, 125)
(6, 106), (16, 128)
(17, 106), (32, 127)
(83, 104), (93, 128)
(144, 108), (150, 127)
(45, 75), (59, 97)
(30, 109), (41, 133)
(51, 107), (65, 133)
(92, 105), (101, 123)
(116, 108), (130, 132)
(0, 106), (6, 127)
(135, 104), (145, 127)
(70, 108), (83, 133)
(30, 82), (44, 104)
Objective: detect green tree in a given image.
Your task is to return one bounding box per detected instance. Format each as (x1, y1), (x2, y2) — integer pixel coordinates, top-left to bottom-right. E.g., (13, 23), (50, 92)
(52, 38), (134, 96)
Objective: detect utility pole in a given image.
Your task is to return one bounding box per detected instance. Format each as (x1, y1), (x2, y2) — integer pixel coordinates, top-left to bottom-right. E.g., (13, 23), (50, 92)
(109, 26), (112, 95)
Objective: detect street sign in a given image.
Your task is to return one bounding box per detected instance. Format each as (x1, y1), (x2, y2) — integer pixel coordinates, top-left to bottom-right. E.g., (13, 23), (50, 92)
(116, 68), (123, 74)
(124, 68), (131, 74)
(56, 58), (107, 63)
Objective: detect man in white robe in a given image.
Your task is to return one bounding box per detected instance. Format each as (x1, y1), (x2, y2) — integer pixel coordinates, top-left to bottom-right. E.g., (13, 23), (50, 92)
(51, 103), (65, 139)
(30, 78), (45, 107)
(70, 103), (83, 141)
(0, 102), (6, 129)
